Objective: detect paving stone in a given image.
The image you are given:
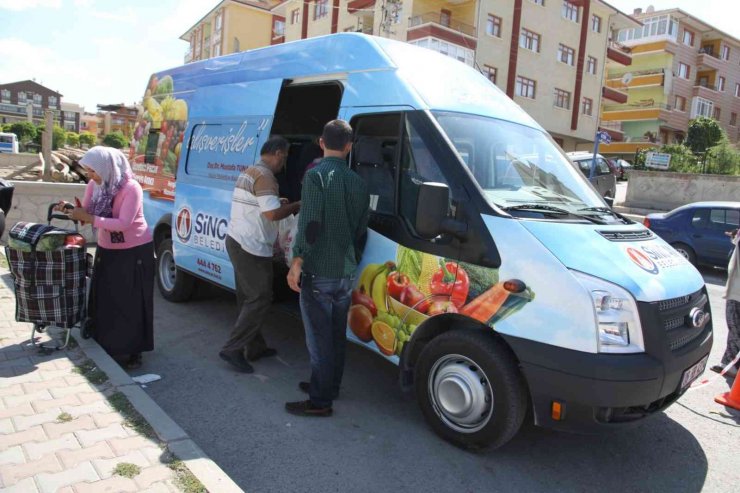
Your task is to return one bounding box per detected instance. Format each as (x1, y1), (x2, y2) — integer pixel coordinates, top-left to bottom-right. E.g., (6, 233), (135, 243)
(0, 425), (46, 449)
(0, 417), (14, 434)
(23, 376), (75, 393)
(40, 368), (77, 381)
(0, 383), (23, 398)
(77, 392), (105, 405)
(50, 383), (97, 399)
(0, 402), (34, 419)
(62, 401), (112, 419)
(73, 475), (138, 493)
(139, 446), (167, 465)
(138, 482), (176, 493)
(0, 446), (25, 467)
(92, 413), (124, 428)
(3, 389), (53, 408)
(24, 433), (81, 461)
(134, 465), (174, 489)
(43, 415), (97, 440)
(33, 394), (82, 413)
(75, 424), (128, 447)
(64, 376), (91, 387)
(91, 450), (150, 480)
(0, 371), (41, 387)
(11, 409), (61, 431)
(36, 461), (99, 493)
(0, 476), (39, 493)
(57, 442), (115, 469)
(0, 453), (62, 487)
(56, 488), (75, 493)
(52, 359), (77, 370)
(107, 436), (160, 457)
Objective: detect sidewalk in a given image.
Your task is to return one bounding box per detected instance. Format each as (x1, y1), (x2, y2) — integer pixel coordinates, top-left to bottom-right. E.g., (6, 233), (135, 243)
(0, 264), (235, 493)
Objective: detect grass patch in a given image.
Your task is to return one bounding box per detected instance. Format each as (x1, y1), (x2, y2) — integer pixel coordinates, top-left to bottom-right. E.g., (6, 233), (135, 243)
(107, 391), (157, 440)
(56, 412), (73, 423)
(0, 254), (7, 269)
(72, 358), (108, 385)
(113, 462), (141, 478)
(168, 460), (207, 493)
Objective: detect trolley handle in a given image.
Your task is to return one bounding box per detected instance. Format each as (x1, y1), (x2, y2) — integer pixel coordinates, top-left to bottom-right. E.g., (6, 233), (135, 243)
(47, 203), (79, 227)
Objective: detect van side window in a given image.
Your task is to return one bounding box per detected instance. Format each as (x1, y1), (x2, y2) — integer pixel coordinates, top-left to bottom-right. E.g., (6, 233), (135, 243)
(350, 113), (402, 215)
(144, 130), (160, 165)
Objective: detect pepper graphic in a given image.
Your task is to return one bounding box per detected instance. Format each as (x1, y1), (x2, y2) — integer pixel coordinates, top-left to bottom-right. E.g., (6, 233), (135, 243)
(430, 261), (469, 309)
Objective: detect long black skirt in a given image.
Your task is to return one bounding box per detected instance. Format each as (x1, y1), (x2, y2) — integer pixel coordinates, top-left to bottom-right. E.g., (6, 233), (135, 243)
(89, 242), (154, 356)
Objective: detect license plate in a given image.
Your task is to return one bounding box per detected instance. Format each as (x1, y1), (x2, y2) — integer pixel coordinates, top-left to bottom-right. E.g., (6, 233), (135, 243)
(680, 355), (709, 390)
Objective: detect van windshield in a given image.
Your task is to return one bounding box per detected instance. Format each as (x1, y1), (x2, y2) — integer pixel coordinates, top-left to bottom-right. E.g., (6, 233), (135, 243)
(434, 112), (608, 216)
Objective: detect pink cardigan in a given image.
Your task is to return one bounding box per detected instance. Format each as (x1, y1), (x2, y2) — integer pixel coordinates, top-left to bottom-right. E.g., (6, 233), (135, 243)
(83, 180), (152, 250)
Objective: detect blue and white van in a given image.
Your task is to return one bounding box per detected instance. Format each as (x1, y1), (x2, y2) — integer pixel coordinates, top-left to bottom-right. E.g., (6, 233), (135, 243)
(131, 34), (712, 449)
(0, 132), (19, 154)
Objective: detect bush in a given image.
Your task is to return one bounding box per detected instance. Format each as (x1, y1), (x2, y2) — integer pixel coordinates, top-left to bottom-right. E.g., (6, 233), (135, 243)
(34, 124), (67, 150)
(659, 143), (699, 173)
(8, 121), (37, 145)
(79, 132), (96, 147)
(102, 131), (128, 149)
(706, 141), (740, 175)
(66, 132), (80, 148)
(686, 117), (724, 156)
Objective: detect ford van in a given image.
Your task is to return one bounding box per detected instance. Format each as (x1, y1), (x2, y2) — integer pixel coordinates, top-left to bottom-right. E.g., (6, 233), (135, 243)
(130, 34), (712, 449)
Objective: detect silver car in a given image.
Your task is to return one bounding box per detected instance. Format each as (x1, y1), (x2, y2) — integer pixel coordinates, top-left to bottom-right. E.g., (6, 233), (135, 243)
(566, 152), (617, 205)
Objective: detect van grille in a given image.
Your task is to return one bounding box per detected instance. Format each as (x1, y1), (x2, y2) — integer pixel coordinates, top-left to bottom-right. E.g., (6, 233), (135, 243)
(598, 230), (654, 242)
(652, 289), (708, 352)
(658, 295), (691, 312)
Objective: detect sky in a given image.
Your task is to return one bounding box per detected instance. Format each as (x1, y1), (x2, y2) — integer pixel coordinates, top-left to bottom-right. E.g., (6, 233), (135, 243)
(0, 0), (738, 113)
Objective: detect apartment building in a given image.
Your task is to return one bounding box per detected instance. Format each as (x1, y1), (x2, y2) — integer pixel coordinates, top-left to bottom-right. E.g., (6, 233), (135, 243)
(60, 102), (83, 133)
(0, 80), (62, 126)
(180, 0), (282, 63)
(96, 104), (139, 140)
(80, 112), (99, 137)
(599, 7), (740, 159)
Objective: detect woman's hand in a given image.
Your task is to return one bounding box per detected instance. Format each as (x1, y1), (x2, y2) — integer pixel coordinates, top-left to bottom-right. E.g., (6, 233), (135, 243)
(53, 201), (72, 213)
(68, 207), (93, 224)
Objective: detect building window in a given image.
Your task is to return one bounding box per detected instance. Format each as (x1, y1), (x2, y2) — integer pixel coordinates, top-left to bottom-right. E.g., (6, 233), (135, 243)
(592, 15), (601, 33)
(674, 95), (686, 111)
(682, 29), (694, 46)
(484, 65), (497, 84)
(314, 0), (328, 20)
(736, 83), (740, 97)
(409, 38), (474, 66)
(273, 19), (285, 38)
(713, 107), (721, 120)
(554, 88), (571, 109)
(721, 45), (730, 60)
(691, 96), (714, 118)
(486, 14), (502, 37)
(48, 96), (57, 108)
(558, 44), (575, 66)
(582, 97), (593, 116)
(215, 13), (222, 31)
(731, 112), (737, 126)
(32, 93), (42, 106)
(586, 56), (597, 74)
(562, 1), (579, 22)
(520, 29), (541, 53)
(213, 43), (221, 56)
(515, 76), (536, 98)
(617, 15), (678, 43)
(531, 0), (544, 5)
(0, 89), (10, 103)
(290, 9), (300, 24)
(678, 62), (690, 79)
(718, 76), (726, 92)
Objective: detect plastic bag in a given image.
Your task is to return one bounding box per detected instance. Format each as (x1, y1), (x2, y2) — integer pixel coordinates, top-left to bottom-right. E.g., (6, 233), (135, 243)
(274, 213), (299, 266)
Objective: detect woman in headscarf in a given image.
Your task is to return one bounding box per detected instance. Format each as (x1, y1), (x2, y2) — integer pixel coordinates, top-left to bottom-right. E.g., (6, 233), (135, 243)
(56, 146), (154, 369)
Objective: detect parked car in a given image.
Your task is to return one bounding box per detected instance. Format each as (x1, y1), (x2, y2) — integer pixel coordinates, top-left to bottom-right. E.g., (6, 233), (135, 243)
(566, 152), (617, 203)
(616, 159), (632, 180)
(644, 201), (740, 266)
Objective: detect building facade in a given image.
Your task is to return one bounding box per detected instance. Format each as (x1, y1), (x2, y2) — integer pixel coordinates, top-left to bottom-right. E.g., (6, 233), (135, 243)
(0, 80), (62, 126)
(96, 104), (139, 140)
(80, 112), (99, 137)
(60, 102), (83, 133)
(599, 7), (740, 159)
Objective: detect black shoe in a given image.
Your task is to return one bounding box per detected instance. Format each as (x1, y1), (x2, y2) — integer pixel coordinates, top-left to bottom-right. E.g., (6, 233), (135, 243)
(285, 399), (332, 417)
(298, 381), (339, 400)
(711, 365), (723, 374)
(125, 354), (142, 370)
(247, 347), (277, 362)
(219, 350), (254, 373)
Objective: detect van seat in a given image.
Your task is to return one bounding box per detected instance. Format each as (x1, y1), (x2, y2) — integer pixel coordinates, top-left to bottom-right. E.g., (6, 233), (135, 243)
(354, 137), (394, 213)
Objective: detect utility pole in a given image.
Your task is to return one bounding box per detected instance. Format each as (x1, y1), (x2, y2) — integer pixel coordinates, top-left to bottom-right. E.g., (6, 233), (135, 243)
(42, 110), (53, 181)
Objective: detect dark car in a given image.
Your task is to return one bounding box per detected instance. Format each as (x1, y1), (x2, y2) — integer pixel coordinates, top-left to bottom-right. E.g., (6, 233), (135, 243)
(644, 201), (740, 266)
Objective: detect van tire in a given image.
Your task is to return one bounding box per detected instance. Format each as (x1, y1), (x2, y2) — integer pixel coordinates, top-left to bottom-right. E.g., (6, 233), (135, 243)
(671, 242), (696, 265)
(156, 238), (195, 302)
(414, 329), (527, 450)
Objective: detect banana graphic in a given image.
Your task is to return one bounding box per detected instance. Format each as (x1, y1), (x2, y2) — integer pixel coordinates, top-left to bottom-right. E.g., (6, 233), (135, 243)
(372, 268), (389, 313)
(358, 263), (385, 294)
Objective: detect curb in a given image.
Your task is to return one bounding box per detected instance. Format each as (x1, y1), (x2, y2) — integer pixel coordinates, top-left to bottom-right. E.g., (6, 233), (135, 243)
(73, 327), (244, 493)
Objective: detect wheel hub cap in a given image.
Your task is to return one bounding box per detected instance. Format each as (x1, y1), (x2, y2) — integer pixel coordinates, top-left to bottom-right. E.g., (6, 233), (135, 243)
(429, 355), (493, 433)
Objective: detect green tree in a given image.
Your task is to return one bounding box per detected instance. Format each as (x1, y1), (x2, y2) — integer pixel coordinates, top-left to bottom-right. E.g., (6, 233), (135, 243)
(658, 143), (698, 173)
(8, 121), (38, 144)
(79, 132), (96, 147)
(65, 131), (80, 148)
(102, 131), (128, 149)
(34, 124), (67, 150)
(706, 141), (740, 175)
(686, 116), (724, 156)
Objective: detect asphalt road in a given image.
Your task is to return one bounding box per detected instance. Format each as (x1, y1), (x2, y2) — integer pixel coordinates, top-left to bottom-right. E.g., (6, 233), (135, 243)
(137, 266), (739, 493)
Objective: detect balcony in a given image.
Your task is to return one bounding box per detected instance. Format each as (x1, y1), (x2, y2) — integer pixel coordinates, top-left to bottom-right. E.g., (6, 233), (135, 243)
(407, 12), (477, 50)
(693, 84), (719, 99)
(606, 41), (632, 66)
(602, 102), (673, 122)
(598, 121), (624, 142)
(602, 86), (628, 104)
(697, 52), (722, 71)
(347, 0), (375, 14)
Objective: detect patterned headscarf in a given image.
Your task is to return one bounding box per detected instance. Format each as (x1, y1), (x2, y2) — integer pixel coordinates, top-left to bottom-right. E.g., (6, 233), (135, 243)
(79, 146), (133, 218)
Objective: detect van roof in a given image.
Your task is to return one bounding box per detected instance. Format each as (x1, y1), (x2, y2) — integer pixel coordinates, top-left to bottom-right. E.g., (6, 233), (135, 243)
(157, 33), (541, 131)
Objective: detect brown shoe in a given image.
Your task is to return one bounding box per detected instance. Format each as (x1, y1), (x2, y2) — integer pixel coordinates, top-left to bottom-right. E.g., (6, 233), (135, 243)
(285, 399), (332, 417)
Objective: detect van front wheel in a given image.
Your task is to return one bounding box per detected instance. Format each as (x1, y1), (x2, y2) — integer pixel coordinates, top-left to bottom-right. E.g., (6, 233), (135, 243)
(156, 238), (195, 302)
(414, 330), (527, 450)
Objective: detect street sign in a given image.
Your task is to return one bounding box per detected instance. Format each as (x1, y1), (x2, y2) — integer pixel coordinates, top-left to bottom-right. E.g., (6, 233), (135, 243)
(645, 152), (671, 170)
(596, 131), (612, 144)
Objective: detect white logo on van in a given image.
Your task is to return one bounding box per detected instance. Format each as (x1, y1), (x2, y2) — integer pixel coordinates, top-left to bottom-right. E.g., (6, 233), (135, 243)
(188, 119), (270, 155)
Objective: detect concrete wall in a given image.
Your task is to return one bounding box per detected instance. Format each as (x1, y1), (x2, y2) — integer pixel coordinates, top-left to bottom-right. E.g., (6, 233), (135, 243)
(0, 153), (42, 173)
(1, 181), (94, 244)
(625, 170), (740, 211)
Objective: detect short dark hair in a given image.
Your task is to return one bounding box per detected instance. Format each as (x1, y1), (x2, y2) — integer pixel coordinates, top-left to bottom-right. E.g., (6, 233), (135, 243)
(321, 120), (353, 151)
(260, 136), (289, 156)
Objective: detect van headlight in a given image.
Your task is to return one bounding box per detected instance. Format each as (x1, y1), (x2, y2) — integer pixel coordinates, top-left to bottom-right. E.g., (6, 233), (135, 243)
(572, 271), (645, 353)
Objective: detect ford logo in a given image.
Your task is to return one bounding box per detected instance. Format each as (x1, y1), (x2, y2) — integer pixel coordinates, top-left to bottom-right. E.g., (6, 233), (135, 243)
(689, 308), (709, 329)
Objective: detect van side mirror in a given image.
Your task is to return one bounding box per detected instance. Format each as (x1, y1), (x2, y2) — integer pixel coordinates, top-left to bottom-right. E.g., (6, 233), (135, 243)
(415, 182), (467, 240)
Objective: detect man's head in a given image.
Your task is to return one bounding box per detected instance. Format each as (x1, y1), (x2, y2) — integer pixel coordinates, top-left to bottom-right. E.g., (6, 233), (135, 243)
(319, 120), (353, 158)
(260, 136), (289, 172)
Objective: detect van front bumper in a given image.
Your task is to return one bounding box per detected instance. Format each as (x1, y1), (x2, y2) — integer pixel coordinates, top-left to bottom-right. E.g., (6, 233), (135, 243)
(503, 293), (713, 433)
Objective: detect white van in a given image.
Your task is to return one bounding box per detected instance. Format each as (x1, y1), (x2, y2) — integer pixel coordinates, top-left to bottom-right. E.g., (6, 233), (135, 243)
(0, 132), (19, 154)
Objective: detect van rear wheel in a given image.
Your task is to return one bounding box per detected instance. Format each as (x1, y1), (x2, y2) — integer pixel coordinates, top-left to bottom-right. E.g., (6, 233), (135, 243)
(156, 238), (195, 302)
(414, 330), (527, 450)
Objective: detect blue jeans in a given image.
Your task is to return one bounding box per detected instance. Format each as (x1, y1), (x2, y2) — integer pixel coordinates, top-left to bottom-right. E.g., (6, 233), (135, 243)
(299, 273), (353, 408)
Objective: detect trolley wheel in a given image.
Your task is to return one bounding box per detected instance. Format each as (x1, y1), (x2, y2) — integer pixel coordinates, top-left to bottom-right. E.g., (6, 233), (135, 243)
(81, 318), (94, 339)
(34, 324), (46, 333)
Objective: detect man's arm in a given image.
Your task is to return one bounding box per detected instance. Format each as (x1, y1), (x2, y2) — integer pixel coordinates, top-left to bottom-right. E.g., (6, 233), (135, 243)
(262, 201), (300, 221)
(292, 171), (324, 262)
